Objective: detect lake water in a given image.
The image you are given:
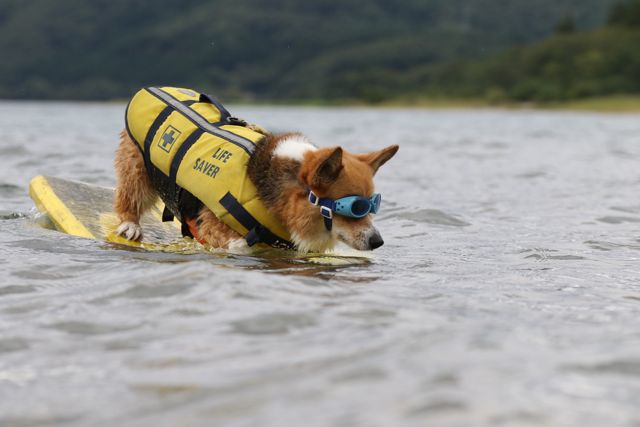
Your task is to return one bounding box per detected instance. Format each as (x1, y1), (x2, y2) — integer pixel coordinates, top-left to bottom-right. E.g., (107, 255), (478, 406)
(0, 101), (639, 427)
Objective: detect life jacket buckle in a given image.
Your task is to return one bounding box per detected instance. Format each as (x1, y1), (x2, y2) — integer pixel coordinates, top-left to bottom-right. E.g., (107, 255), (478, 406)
(245, 226), (261, 246)
(227, 116), (247, 126)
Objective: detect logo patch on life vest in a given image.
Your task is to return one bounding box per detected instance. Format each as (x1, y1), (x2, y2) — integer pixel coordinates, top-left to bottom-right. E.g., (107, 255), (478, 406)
(158, 126), (181, 153)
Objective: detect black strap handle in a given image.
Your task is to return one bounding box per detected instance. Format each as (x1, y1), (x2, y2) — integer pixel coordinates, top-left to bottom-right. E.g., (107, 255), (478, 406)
(199, 93), (231, 121)
(219, 192), (294, 249)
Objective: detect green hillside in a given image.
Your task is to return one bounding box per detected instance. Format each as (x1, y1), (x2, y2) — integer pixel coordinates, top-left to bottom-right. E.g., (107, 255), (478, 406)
(401, 0), (640, 103)
(0, 0), (619, 100)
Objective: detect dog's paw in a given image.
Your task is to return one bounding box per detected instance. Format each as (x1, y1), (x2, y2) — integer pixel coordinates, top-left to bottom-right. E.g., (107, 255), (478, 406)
(227, 238), (251, 254)
(115, 221), (143, 241)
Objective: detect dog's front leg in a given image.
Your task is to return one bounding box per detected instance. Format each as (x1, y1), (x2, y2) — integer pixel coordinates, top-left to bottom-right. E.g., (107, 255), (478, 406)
(113, 130), (157, 241)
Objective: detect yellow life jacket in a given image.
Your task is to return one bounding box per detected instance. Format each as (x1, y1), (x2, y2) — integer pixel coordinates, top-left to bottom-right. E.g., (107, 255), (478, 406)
(125, 86), (293, 248)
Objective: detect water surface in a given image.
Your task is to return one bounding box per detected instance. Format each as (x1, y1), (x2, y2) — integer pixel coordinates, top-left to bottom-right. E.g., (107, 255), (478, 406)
(1, 102), (640, 426)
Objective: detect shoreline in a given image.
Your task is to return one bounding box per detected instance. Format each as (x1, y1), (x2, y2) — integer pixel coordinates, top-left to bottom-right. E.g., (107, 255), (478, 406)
(212, 95), (640, 113)
(2, 95), (640, 113)
(375, 95), (640, 113)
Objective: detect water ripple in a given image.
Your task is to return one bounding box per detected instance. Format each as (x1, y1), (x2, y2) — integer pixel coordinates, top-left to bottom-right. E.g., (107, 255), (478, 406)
(46, 321), (141, 335)
(103, 282), (195, 300)
(230, 312), (317, 335)
(596, 216), (640, 224)
(0, 210), (28, 220)
(396, 209), (470, 226)
(564, 359), (640, 376)
(0, 337), (30, 353)
(0, 285), (38, 296)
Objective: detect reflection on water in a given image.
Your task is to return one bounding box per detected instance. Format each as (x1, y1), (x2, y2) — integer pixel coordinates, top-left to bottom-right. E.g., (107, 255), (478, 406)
(1, 102), (640, 426)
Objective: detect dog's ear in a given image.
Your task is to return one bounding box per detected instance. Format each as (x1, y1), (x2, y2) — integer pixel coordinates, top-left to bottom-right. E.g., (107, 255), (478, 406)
(301, 147), (343, 187)
(361, 145), (399, 175)
(314, 147), (343, 186)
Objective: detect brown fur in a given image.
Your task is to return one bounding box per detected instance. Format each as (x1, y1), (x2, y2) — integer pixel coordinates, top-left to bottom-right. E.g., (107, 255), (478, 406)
(248, 137), (399, 251)
(114, 126), (399, 251)
(114, 131), (157, 224)
(195, 206), (241, 247)
(295, 146), (384, 249)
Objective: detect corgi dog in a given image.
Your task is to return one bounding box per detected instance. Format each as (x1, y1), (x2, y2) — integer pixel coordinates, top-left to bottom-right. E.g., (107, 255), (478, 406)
(114, 111), (398, 253)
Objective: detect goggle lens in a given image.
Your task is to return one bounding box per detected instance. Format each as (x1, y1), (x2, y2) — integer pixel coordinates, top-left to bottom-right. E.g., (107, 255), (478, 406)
(350, 199), (371, 217)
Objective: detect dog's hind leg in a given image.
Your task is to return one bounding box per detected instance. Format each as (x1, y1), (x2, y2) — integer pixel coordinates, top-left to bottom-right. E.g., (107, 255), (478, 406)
(113, 130), (157, 241)
(196, 206), (244, 249)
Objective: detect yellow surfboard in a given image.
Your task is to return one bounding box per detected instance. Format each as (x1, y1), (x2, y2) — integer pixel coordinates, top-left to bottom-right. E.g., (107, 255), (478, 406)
(28, 175), (198, 252)
(28, 175), (371, 263)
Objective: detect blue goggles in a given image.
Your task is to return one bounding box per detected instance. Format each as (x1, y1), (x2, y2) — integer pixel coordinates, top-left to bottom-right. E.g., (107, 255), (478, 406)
(308, 190), (381, 219)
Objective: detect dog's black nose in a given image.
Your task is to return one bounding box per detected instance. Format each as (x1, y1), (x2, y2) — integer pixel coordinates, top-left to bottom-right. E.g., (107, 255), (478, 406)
(368, 232), (384, 250)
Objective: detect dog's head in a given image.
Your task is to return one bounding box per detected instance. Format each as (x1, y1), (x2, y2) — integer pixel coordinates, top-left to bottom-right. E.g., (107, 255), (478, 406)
(296, 144), (399, 252)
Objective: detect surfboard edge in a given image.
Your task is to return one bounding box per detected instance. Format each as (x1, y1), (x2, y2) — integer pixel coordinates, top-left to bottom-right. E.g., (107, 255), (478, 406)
(29, 175), (95, 239)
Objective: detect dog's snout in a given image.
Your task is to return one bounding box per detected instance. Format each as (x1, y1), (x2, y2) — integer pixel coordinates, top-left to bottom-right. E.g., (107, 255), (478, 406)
(368, 231), (384, 250)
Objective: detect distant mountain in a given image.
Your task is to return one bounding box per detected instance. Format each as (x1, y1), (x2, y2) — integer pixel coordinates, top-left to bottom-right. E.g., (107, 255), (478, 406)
(0, 0), (621, 100)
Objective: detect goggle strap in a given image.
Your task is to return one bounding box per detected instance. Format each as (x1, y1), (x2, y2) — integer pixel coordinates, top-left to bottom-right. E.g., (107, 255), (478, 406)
(308, 190), (335, 231)
(308, 191), (320, 206)
(319, 205), (333, 219)
(323, 216), (332, 231)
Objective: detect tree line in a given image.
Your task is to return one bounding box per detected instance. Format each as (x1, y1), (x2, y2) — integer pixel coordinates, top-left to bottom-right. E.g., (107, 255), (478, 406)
(0, 0), (630, 102)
